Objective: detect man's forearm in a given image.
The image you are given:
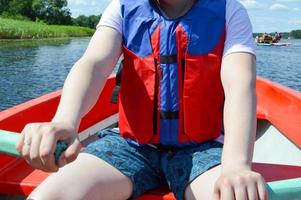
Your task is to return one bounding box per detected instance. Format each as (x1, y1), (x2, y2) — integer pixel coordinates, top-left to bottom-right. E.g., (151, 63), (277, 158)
(221, 84), (257, 170)
(220, 53), (257, 171)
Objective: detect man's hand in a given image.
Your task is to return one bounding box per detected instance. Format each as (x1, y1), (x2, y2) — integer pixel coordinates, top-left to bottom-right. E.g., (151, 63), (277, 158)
(16, 122), (81, 172)
(213, 167), (267, 200)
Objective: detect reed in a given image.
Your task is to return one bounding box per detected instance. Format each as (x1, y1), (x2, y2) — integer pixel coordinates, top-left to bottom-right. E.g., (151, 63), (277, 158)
(0, 18), (95, 39)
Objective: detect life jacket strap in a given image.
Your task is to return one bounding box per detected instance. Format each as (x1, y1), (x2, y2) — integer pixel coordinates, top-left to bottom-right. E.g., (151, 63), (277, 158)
(160, 54), (178, 64)
(160, 111), (179, 119)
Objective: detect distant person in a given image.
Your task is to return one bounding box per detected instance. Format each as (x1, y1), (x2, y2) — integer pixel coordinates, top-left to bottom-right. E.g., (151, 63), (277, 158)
(262, 32), (267, 43)
(17, 0), (267, 199)
(274, 32), (281, 43)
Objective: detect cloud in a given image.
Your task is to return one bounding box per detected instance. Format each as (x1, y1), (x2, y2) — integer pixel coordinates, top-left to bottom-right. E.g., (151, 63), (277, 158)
(68, 0), (97, 6)
(288, 19), (301, 25)
(276, 0), (301, 2)
(239, 0), (265, 9)
(269, 3), (289, 10)
(67, 0), (110, 17)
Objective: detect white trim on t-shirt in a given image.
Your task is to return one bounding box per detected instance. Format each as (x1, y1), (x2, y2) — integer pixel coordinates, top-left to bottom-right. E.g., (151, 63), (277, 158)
(97, 0), (256, 57)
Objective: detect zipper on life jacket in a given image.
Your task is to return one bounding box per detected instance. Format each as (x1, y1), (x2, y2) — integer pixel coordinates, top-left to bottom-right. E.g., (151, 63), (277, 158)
(159, 54), (180, 120)
(153, 58), (159, 135)
(181, 58), (186, 136)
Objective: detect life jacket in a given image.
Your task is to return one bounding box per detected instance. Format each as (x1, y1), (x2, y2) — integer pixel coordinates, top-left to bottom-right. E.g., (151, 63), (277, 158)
(117, 0), (226, 144)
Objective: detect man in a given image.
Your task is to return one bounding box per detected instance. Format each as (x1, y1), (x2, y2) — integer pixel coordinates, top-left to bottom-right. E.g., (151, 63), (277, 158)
(18, 0), (267, 199)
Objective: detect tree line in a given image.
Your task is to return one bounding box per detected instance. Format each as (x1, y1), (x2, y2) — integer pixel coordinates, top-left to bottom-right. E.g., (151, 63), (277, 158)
(291, 30), (301, 39)
(0, 0), (101, 29)
(254, 30), (301, 39)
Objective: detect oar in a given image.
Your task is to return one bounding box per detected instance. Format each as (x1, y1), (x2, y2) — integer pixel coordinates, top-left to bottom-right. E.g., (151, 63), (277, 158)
(267, 177), (301, 200)
(0, 129), (67, 162)
(1, 130), (301, 199)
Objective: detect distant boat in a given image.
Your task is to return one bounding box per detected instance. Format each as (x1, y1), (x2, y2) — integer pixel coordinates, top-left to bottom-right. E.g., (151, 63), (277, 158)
(255, 33), (291, 47)
(257, 42), (291, 47)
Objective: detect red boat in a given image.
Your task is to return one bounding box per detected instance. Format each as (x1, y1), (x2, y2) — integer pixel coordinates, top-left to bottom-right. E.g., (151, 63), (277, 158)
(0, 75), (301, 199)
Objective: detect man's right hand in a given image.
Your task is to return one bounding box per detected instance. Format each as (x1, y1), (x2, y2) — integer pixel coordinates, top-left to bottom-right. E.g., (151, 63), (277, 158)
(16, 122), (82, 172)
(14, 26), (121, 173)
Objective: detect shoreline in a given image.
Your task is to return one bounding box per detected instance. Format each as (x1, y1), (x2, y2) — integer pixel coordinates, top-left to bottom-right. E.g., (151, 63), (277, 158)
(0, 36), (91, 42)
(0, 18), (95, 40)
(0, 37), (92, 49)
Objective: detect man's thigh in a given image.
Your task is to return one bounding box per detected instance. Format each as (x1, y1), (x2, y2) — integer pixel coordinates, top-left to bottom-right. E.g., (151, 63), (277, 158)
(29, 128), (163, 200)
(161, 141), (223, 200)
(185, 165), (221, 200)
(81, 129), (164, 198)
(28, 153), (133, 200)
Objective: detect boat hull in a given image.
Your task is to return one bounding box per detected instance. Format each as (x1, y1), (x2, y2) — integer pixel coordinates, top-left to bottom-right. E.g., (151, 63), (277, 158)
(0, 76), (300, 199)
(257, 42), (291, 46)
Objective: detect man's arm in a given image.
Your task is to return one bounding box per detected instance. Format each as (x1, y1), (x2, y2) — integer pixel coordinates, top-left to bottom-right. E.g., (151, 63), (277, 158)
(213, 53), (267, 200)
(16, 27), (122, 172)
(221, 52), (256, 170)
(52, 27), (122, 128)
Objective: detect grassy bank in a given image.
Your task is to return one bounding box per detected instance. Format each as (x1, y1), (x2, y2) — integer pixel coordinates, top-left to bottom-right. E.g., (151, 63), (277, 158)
(0, 18), (95, 39)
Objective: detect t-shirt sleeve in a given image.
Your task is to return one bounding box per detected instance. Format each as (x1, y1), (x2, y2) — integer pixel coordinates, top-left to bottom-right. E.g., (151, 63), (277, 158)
(96, 0), (122, 34)
(223, 0), (256, 57)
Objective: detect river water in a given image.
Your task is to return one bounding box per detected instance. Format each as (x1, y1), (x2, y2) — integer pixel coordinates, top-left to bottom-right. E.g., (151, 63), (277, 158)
(0, 38), (300, 111)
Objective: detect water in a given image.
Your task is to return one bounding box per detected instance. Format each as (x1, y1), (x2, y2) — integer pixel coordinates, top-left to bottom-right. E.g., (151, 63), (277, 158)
(256, 39), (301, 91)
(0, 38), (89, 111)
(0, 38), (300, 111)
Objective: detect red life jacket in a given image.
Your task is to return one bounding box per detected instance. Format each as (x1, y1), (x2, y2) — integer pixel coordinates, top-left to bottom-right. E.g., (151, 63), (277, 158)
(118, 0), (226, 144)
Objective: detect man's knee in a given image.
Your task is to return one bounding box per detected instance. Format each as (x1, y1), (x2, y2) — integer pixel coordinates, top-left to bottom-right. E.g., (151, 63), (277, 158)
(27, 191), (61, 200)
(26, 182), (79, 200)
(27, 188), (83, 200)
(185, 183), (215, 200)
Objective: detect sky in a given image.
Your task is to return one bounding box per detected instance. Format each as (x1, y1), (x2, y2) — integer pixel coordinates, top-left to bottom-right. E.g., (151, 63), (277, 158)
(67, 0), (301, 33)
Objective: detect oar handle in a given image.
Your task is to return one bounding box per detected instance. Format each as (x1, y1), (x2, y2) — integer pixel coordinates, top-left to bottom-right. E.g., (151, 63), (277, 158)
(0, 130), (67, 162)
(267, 177), (301, 200)
(54, 141), (68, 162)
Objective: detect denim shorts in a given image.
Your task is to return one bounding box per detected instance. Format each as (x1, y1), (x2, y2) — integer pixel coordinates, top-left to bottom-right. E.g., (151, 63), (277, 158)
(81, 129), (223, 200)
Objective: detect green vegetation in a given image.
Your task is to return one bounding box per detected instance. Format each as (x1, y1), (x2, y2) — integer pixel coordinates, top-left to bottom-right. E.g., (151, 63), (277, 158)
(0, 0), (101, 29)
(254, 30), (301, 39)
(0, 0), (101, 39)
(291, 30), (301, 39)
(72, 15), (101, 29)
(0, 18), (95, 39)
(0, 0), (72, 25)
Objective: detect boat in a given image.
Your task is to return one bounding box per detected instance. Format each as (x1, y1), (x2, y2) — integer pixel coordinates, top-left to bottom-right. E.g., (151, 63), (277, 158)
(255, 33), (291, 47)
(0, 75), (301, 199)
(257, 43), (273, 46)
(256, 42), (291, 46)
(271, 42), (291, 46)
